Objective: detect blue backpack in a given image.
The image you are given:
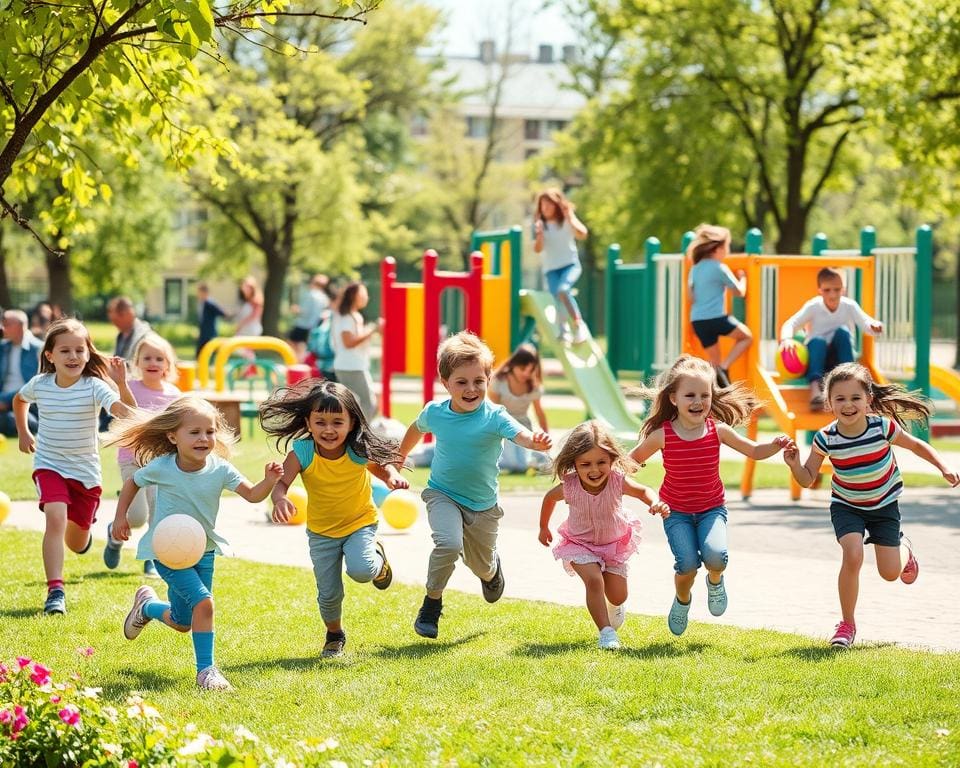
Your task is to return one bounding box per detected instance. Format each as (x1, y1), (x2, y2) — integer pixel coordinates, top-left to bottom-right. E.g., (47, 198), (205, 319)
(307, 315), (335, 369)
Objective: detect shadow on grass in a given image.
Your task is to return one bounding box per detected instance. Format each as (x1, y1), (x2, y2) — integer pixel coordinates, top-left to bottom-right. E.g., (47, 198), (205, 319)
(370, 632), (485, 659)
(102, 668), (181, 696)
(228, 656), (322, 673)
(777, 642), (896, 662)
(77, 571), (138, 582)
(514, 641), (708, 658)
(0, 607), (42, 619)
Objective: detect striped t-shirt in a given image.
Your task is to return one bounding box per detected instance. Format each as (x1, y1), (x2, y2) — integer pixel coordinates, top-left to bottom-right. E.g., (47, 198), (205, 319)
(659, 418), (725, 513)
(813, 415), (902, 510)
(18, 373), (120, 488)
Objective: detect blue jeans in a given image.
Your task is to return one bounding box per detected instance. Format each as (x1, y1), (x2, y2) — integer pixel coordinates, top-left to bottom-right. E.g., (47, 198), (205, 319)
(155, 551), (215, 627)
(307, 525), (381, 623)
(545, 261), (582, 324)
(662, 506), (728, 574)
(806, 327), (853, 383)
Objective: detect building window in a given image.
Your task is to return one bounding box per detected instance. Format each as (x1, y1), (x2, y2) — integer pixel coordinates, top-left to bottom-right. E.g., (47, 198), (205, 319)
(525, 148), (539, 160)
(524, 120), (542, 140)
(547, 120), (568, 134)
(410, 113), (428, 137)
(164, 278), (184, 318)
(466, 116), (490, 138)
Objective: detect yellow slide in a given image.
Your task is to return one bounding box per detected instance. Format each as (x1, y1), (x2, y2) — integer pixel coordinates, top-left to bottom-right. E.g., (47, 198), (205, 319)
(930, 364), (960, 405)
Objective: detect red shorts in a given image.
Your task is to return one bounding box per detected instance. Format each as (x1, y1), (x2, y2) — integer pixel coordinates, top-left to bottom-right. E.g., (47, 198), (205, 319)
(33, 470), (102, 530)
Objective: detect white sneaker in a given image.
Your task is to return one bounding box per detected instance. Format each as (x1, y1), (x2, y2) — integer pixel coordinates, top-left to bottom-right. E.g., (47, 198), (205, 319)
(606, 599), (626, 630)
(598, 626), (621, 650)
(123, 585), (158, 640)
(571, 323), (590, 344)
(196, 665), (231, 691)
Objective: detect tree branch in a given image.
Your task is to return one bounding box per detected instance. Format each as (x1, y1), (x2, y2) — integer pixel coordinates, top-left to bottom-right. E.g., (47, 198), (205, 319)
(0, 192), (65, 256)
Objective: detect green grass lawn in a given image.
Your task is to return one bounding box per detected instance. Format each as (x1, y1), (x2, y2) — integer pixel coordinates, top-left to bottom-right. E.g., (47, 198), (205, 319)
(1, 529), (958, 766)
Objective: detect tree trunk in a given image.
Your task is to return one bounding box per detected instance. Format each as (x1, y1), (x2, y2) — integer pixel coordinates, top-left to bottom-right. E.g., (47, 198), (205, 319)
(45, 247), (73, 315)
(0, 227), (11, 307)
(261, 248), (290, 337)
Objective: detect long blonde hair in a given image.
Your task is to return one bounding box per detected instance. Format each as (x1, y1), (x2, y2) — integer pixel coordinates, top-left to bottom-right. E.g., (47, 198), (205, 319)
(552, 421), (638, 480)
(823, 363), (932, 428)
(687, 223), (731, 264)
(639, 355), (759, 437)
(132, 333), (179, 384)
(106, 397), (236, 466)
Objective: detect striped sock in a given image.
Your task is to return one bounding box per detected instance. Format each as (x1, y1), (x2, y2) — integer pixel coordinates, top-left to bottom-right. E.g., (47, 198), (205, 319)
(192, 631), (214, 672)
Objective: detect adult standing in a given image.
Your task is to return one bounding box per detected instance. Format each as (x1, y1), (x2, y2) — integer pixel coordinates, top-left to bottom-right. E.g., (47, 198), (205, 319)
(107, 296), (152, 364)
(195, 282), (227, 358)
(234, 276), (263, 338)
(288, 273), (331, 362)
(331, 282), (380, 420)
(0, 309), (43, 436)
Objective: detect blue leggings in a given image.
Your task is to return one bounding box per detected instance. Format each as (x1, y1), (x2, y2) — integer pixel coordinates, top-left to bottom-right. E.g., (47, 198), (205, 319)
(155, 551), (215, 627)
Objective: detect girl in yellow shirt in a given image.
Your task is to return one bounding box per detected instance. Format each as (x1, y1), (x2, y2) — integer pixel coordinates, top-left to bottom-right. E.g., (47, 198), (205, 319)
(261, 379), (407, 658)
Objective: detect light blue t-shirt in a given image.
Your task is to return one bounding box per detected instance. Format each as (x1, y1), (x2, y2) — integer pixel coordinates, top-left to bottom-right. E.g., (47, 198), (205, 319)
(688, 258), (739, 321)
(133, 453), (246, 561)
(416, 399), (523, 511)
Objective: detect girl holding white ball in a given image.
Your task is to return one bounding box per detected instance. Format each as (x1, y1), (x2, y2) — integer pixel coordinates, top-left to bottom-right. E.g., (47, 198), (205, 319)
(259, 379), (408, 659)
(108, 397), (283, 691)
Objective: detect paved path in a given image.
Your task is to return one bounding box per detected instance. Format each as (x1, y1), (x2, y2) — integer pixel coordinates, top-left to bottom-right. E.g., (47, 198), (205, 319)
(6, 486), (959, 652)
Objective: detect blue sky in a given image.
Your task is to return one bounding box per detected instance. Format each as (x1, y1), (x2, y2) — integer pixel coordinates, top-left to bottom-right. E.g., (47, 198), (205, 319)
(421, 0), (575, 58)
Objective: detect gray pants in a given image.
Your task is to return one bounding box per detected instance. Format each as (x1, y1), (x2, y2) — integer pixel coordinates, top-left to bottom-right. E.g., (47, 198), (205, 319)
(307, 525), (382, 623)
(423, 488), (503, 594)
(334, 369), (377, 421)
(120, 460), (156, 529)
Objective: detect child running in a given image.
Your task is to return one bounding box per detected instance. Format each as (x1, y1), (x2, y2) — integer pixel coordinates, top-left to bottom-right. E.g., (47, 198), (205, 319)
(782, 363), (959, 648)
(103, 333), (181, 577)
(489, 343), (551, 473)
(687, 223), (752, 387)
(539, 421), (670, 649)
(630, 355), (790, 636)
(400, 332), (552, 639)
(13, 318), (136, 615)
(259, 379), (409, 658)
(109, 397), (283, 690)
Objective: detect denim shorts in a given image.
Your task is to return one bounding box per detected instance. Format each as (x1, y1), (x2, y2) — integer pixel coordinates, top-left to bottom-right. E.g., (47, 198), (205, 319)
(545, 261), (582, 296)
(662, 505), (729, 574)
(692, 316), (738, 348)
(155, 550), (215, 627)
(830, 499), (901, 547)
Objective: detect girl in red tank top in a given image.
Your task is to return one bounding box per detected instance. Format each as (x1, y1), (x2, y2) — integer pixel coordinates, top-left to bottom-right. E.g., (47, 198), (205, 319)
(630, 356), (790, 637)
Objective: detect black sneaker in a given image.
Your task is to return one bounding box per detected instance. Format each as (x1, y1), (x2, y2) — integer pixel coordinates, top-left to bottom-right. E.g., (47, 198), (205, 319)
(44, 588), (66, 615)
(414, 596), (442, 639)
(716, 368), (732, 388)
(321, 630), (346, 658)
(481, 554), (505, 603)
(372, 541), (392, 590)
(103, 523), (121, 569)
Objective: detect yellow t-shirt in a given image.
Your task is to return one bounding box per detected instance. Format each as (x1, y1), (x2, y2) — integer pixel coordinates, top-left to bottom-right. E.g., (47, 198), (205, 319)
(293, 438), (377, 537)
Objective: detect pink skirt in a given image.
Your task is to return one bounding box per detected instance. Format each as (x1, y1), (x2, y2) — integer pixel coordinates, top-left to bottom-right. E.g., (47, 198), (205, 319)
(552, 518), (642, 577)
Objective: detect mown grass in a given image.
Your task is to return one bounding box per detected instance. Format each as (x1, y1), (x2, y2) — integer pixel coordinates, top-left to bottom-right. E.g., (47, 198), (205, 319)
(1, 529), (958, 766)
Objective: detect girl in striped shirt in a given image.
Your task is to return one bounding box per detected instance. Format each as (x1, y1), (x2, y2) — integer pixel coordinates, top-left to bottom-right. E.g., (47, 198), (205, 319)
(630, 355), (790, 637)
(783, 363), (959, 649)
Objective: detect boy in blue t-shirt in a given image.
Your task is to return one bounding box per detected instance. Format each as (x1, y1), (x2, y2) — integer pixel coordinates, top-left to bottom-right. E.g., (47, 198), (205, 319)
(400, 332), (552, 638)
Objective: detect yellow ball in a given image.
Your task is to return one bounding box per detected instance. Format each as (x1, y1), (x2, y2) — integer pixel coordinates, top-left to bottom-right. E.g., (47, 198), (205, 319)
(776, 340), (809, 381)
(285, 486), (308, 525)
(380, 489), (419, 530)
(0, 491), (10, 525)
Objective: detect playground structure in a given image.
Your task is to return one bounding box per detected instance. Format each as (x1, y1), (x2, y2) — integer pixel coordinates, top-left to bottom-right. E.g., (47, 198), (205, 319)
(379, 227), (644, 439)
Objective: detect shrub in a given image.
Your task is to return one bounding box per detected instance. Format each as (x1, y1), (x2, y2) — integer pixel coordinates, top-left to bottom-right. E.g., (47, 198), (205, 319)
(0, 651), (346, 767)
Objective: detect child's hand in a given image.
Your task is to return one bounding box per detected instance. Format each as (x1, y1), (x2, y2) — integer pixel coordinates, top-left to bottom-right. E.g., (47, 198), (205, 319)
(538, 526), (552, 546)
(264, 462), (284, 483)
(106, 356), (127, 385)
(736, 269), (747, 279)
(649, 501), (670, 518)
(272, 497), (296, 524)
(534, 220), (543, 237)
(870, 321), (884, 334)
(385, 466), (410, 490)
(18, 432), (35, 454)
(942, 468), (960, 487)
(112, 515), (131, 542)
(530, 431), (552, 451)
(770, 435), (793, 452)
(782, 445), (800, 466)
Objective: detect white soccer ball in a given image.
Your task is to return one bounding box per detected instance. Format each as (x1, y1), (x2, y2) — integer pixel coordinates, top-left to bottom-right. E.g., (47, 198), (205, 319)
(152, 514), (206, 570)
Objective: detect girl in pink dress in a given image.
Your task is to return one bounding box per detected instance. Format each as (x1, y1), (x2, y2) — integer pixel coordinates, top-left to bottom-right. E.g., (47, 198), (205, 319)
(539, 421), (670, 649)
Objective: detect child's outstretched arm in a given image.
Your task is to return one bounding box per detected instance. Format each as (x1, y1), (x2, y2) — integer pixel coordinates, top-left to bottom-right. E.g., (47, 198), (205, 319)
(399, 422), (424, 463)
(782, 441), (823, 487)
(111, 477), (143, 541)
(236, 461), (284, 503)
(892, 431), (960, 486)
(623, 477), (670, 518)
(12, 393), (34, 453)
(532, 399), (549, 432)
(629, 429), (664, 465)
(367, 461), (410, 490)
(270, 452), (302, 524)
(538, 484), (564, 546)
(514, 428), (552, 452)
(717, 423), (792, 460)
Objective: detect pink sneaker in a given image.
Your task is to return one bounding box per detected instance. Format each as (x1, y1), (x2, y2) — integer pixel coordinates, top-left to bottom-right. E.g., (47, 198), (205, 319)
(900, 542), (919, 584)
(830, 621), (856, 649)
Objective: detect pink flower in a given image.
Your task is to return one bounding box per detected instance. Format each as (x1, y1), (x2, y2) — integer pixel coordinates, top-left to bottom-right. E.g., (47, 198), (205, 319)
(58, 706), (81, 727)
(15, 657), (31, 669)
(50, 695), (61, 704)
(77, 646), (94, 657)
(11, 705), (28, 737)
(0, 662), (8, 682)
(0, 709), (11, 724)
(29, 663), (51, 687)
(128, 761), (139, 768)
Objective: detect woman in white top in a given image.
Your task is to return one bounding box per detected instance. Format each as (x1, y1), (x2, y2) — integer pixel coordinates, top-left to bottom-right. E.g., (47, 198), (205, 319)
(234, 276), (264, 337)
(533, 188), (589, 344)
(332, 282), (380, 420)
(489, 344), (551, 472)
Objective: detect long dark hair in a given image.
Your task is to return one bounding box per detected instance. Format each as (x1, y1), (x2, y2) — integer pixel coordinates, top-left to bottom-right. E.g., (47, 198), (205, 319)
(39, 318), (111, 381)
(823, 363), (932, 427)
(493, 344), (542, 393)
(337, 282), (364, 316)
(259, 378), (402, 465)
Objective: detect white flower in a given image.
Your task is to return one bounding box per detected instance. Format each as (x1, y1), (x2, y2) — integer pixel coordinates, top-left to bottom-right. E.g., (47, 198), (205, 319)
(80, 687), (101, 699)
(273, 760), (296, 768)
(329, 761), (348, 768)
(319, 737), (339, 752)
(936, 728), (951, 737)
(179, 733), (216, 756)
(101, 743), (122, 757)
(233, 725), (259, 743)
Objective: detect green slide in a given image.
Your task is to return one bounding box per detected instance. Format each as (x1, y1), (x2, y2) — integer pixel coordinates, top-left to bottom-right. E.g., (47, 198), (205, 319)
(520, 290), (643, 441)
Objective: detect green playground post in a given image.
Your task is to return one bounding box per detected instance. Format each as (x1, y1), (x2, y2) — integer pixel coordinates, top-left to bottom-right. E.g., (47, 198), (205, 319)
(509, 225), (523, 349)
(681, 230), (695, 254)
(915, 225), (933, 399)
(605, 243), (622, 375)
(745, 228), (762, 255)
(812, 232), (828, 255)
(643, 237), (660, 376)
(857, 226), (875, 305)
